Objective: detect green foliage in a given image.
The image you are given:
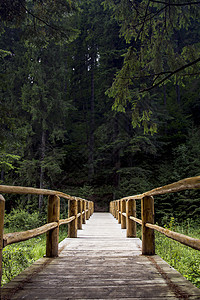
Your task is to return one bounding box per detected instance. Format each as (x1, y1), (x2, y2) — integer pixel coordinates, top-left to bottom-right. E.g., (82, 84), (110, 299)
(78, 185), (94, 199)
(0, 153), (20, 172)
(2, 245), (33, 285)
(4, 209), (44, 230)
(2, 224), (67, 286)
(155, 218), (200, 288)
(0, 49), (11, 58)
(103, 0), (200, 132)
(0, 0), (80, 46)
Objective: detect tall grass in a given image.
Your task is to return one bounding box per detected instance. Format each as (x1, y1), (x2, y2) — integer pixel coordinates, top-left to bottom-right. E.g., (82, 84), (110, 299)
(2, 227), (68, 286)
(155, 218), (200, 288)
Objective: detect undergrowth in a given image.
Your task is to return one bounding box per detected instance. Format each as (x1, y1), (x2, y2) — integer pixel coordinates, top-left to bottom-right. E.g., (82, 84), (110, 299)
(2, 226), (68, 286)
(155, 217), (200, 288)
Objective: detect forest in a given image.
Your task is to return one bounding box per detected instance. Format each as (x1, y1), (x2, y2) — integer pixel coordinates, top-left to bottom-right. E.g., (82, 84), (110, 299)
(0, 0), (200, 223)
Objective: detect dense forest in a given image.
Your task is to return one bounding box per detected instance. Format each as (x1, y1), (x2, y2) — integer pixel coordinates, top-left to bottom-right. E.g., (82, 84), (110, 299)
(0, 0), (200, 222)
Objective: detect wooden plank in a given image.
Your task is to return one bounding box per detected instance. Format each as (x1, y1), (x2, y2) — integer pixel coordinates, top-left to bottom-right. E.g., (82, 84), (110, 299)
(2, 213), (200, 300)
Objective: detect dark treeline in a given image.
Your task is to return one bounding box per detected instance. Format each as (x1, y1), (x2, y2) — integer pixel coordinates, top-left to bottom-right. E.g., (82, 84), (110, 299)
(0, 0), (200, 222)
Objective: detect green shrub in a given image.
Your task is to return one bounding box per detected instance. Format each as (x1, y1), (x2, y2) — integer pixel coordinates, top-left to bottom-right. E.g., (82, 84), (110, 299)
(4, 208), (44, 230)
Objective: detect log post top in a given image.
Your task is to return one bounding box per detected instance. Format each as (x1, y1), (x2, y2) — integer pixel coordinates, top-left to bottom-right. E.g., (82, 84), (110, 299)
(0, 195), (5, 202)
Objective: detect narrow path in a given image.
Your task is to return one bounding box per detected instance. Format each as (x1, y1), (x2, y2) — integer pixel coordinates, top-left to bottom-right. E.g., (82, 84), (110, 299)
(2, 213), (200, 299)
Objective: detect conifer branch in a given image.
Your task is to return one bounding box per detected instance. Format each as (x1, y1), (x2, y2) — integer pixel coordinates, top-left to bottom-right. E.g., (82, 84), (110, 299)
(139, 57), (200, 92)
(18, 0), (72, 37)
(149, 0), (200, 6)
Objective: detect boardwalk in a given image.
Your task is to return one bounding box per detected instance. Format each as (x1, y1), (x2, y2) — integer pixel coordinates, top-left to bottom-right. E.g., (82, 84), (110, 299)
(2, 213), (200, 299)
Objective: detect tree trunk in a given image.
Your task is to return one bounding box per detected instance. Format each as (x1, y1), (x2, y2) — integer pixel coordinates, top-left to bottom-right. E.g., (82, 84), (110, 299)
(88, 55), (95, 181)
(176, 82), (181, 104)
(113, 116), (121, 192)
(0, 170), (4, 182)
(39, 129), (46, 210)
(163, 85), (167, 106)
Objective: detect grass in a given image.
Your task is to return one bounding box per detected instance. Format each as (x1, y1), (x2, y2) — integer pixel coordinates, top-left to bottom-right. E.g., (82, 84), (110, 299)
(1, 226), (68, 286)
(155, 218), (200, 288)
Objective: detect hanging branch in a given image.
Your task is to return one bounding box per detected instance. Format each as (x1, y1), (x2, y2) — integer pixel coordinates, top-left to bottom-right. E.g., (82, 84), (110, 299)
(18, 0), (75, 38)
(139, 57), (200, 92)
(149, 0), (200, 6)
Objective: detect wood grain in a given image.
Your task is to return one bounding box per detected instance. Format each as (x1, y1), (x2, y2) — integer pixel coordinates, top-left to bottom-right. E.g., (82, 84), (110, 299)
(120, 176), (200, 201)
(3, 222), (58, 246)
(146, 223), (200, 251)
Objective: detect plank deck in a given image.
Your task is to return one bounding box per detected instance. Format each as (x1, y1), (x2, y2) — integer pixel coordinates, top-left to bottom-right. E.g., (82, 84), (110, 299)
(1, 213), (200, 299)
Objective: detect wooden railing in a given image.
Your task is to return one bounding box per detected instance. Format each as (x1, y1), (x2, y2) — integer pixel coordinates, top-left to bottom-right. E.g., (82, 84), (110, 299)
(0, 185), (94, 286)
(110, 176), (200, 255)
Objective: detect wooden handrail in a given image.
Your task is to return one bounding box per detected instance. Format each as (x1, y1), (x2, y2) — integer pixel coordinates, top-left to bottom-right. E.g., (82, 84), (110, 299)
(0, 186), (94, 287)
(120, 176), (200, 201)
(3, 222), (58, 247)
(110, 176), (200, 254)
(145, 223), (200, 251)
(0, 185), (86, 202)
(129, 216), (142, 225)
(59, 216), (75, 225)
(3, 215), (78, 247)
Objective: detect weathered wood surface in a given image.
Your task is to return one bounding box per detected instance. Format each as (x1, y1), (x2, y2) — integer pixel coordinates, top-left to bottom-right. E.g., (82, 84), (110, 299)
(121, 176), (200, 201)
(146, 222), (200, 251)
(2, 213), (200, 300)
(3, 222), (58, 247)
(3, 217), (75, 247)
(0, 185), (87, 202)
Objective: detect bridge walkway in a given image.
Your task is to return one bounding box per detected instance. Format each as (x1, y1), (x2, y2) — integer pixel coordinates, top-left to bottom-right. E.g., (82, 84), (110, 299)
(2, 213), (200, 299)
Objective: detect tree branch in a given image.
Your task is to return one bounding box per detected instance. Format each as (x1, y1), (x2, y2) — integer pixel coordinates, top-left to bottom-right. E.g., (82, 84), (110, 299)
(18, 0), (70, 36)
(139, 57), (200, 92)
(136, 0), (150, 42)
(149, 0), (200, 6)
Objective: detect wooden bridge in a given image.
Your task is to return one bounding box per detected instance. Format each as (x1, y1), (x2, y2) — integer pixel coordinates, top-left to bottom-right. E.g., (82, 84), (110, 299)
(0, 177), (200, 299)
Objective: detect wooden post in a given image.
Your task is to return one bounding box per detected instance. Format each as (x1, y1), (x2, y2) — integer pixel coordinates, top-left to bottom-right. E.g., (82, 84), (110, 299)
(113, 201), (116, 218)
(88, 201), (91, 218)
(46, 195), (60, 257)
(141, 196), (155, 255)
(86, 201), (89, 220)
(92, 202), (94, 214)
(0, 195), (5, 288)
(115, 201), (118, 219)
(68, 199), (78, 238)
(121, 199), (126, 229)
(126, 199), (136, 238)
(117, 200), (120, 223)
(77, 200), (82, 230)
(110, 202), (113, 215)
(82, 200), (86, 224)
